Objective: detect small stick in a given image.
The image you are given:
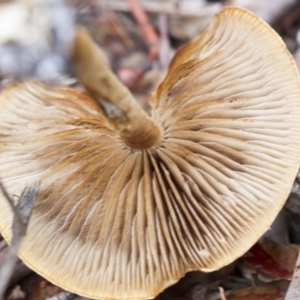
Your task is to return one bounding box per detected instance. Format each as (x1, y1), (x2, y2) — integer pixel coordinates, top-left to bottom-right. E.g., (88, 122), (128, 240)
(219, 286), (227, 300)
(285, 251), (300, 299)
(117, 0), (160, 89)
(0, 240), (32, 288)
(0, 182), (40, 300)
(105, 0), (222, 17)
(0, 182), (26, 236)
(158, 13), (170, 70)
(126, 0), (159, 61)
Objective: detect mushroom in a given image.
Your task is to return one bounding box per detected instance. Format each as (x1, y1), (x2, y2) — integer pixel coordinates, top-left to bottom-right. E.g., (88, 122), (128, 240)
(0, 6), (300, 300)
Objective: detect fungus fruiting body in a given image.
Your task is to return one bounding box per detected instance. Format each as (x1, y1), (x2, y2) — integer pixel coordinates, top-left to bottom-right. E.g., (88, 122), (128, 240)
(1, 7), (300, 300)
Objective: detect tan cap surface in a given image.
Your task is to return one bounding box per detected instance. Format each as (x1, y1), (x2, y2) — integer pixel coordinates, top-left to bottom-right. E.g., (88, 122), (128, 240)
(1, 7), (300, 300)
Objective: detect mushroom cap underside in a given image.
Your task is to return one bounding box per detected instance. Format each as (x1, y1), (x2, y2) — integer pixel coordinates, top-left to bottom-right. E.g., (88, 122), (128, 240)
(1, 7), (300, 300)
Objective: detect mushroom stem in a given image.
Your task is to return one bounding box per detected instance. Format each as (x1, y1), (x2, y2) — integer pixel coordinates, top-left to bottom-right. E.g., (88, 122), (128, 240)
(72, 27), (162, 150)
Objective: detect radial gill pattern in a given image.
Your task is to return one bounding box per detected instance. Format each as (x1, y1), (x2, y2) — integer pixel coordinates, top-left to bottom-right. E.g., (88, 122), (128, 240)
(0, 7), (300, 300)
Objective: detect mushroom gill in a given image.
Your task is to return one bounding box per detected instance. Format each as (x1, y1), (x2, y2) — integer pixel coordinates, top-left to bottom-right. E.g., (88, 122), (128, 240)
(0, 7), (300, 300)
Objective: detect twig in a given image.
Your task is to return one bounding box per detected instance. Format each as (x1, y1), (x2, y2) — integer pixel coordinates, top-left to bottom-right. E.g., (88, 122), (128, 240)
(285, 251), (300, 299)
(126, 0), (159, 60)
(46, 291), (76, 300)
(0, 240), (32, 288)
(0, 182), (40, 300)
(116, 0), (159, 89)
(0, 182), (26, 236)
(105, 0), (222, 17)
(219, 286), (227, 300)
(158, 13), (170, 70)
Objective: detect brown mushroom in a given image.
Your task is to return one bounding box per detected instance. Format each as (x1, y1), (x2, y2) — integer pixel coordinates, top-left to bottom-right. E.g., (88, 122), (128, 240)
(0, 7), (300, 300)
